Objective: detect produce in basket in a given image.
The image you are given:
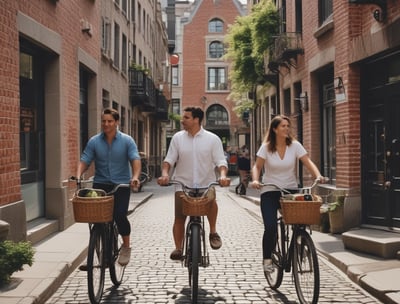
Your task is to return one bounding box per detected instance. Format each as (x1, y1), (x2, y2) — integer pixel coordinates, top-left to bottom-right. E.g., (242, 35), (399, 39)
(86, 190), (98, 198)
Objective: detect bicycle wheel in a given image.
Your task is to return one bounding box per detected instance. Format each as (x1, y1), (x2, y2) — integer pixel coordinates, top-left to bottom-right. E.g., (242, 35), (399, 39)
(87, 224), (106, 304)
(188, 224), (201, 304)
(292, 229), (320, 304)
(109, 223), (126, 286)
(265, 219), (285, 289)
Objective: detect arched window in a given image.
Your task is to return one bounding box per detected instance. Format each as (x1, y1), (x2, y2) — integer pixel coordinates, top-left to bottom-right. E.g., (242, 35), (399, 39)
(206, 104), (229, 126)
(209, 41), (224, 58)
(208, 18), (223, 33)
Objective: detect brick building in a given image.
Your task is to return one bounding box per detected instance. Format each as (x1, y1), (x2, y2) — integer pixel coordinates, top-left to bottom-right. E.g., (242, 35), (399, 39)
(250, 0), (400, 236)
(170, 0), (248, 154)
(0, 0), (169, 243)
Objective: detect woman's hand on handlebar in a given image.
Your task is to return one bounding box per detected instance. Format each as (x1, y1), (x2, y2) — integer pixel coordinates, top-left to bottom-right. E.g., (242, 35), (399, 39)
(157, 175), (170, 186)
(249, 180), (262, 190)
(218, 177), (231, 187)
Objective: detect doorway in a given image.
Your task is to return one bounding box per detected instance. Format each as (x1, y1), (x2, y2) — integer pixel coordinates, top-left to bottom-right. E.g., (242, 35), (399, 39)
(362, 52), (400, 229)
(19, 39), (45, 221)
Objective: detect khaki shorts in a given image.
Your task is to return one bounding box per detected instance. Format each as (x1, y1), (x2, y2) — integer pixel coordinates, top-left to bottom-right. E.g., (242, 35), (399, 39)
(174, 187), (216, 218)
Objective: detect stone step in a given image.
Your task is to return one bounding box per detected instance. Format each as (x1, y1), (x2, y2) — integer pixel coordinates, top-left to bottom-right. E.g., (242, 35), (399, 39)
(342, 228), (400, 259)
(27, 218), (59, 245)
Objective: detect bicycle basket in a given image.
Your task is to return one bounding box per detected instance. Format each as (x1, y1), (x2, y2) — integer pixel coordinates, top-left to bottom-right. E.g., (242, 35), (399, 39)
(180, 187), (215, 216)
(71, 188), (114, 223)
(280, 194), (322, 225)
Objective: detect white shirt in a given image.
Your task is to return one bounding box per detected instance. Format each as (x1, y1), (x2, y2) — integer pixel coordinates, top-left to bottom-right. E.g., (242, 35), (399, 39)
(164, 127), (227, 188)
(256, 140), (307, 193)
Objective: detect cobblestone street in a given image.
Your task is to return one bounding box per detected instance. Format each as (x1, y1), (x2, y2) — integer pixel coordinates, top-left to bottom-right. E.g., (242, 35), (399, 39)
(46, 182), (381, 303)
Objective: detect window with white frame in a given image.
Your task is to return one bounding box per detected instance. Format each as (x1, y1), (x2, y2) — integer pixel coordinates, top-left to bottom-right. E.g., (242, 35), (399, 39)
(101, 17), (111, 56)
(209, 41), (224, 58)
(172, 66), (179, 85)
(207, 67), (227, 91)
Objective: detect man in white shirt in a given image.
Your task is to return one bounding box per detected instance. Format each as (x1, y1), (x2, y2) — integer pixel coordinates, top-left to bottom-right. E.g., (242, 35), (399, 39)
(158, 106), (230, 260)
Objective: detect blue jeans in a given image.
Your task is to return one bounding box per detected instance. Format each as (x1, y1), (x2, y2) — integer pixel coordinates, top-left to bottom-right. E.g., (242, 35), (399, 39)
(93, 183), (131, 237)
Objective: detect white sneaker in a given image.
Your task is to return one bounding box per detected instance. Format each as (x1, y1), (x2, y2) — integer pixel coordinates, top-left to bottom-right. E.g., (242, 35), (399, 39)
(118, 246), (131, 266)
(263, 259), (274, 273)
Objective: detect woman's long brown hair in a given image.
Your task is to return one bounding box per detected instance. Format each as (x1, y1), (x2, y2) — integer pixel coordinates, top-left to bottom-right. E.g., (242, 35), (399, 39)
(263, 115), (294, 152)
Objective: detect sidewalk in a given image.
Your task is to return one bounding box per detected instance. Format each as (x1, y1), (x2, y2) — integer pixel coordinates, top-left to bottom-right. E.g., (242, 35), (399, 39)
(0, 190), (153, 304)
(1, 180), (400, 304)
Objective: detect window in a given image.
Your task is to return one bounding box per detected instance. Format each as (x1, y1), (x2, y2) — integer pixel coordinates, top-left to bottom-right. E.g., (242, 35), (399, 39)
(206, 104), (229, 126)
(295, 0), (302, 33)
(113, 22), (120, 68)
(208, 18), (223, 33)
(122, 34), (127, 74)
(207, 67), (227, 91)
(209, 41), (224, 58)
(283, 88), (291, 116)
(322, 83), (336, 184)
(101, 17), (111, 56)
(319, 0), (333, 25)
(172, 66), (179, 85)
(102, 89), (110, 109)
(138, 4), (141, 33)
(131, 0), (136, 22)
(121, 106), (126, 132)
(121, 0), (127, 15)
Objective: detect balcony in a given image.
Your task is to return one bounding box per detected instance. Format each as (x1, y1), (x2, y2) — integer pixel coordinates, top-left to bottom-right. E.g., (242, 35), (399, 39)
(266, 32), (304, 72)
(129, 68), (156, 111)
(155, 90), (169, 121)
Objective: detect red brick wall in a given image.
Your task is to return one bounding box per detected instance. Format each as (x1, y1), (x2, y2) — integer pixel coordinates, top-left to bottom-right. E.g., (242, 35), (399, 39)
(182, 0), (244, 130)
(0, 0), (100, 206)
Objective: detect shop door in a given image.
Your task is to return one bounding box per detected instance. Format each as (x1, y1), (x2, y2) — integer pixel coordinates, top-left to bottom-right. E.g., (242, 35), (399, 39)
(363, 82), (400, 228)
(20, 42), (45, 221)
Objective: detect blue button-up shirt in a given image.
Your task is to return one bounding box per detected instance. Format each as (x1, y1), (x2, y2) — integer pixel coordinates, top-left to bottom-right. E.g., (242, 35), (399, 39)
(80, 131), (140, 184)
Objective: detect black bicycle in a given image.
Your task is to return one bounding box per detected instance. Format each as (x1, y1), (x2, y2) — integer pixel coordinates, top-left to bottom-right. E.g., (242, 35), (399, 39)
(167, 180), (219, 304)
(235, 171), (251, 195)
(256, 179), (322, 304)
(71, 177), (130, 304)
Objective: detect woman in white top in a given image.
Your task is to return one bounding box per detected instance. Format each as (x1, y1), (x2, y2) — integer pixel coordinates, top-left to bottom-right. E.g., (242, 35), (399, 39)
(250, 115), (324, 273)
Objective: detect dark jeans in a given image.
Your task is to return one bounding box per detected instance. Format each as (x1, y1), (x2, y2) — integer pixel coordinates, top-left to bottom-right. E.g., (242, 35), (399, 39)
(93, 182), (131, 237)
(260, 191), (282, 259)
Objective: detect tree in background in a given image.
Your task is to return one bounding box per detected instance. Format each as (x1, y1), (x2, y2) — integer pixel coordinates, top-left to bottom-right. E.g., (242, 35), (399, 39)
(225, 0), (279, 117)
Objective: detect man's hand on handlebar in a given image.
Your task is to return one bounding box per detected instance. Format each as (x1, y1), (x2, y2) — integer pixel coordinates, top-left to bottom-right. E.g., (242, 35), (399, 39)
(130, 178), (140, 192)
(218, 177), (231, 187)
(157, 175), (170, 186)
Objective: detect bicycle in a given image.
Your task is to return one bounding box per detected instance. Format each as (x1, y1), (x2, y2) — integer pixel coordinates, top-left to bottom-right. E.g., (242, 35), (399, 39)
(255, 179), (322, 304)
(70, 176), (131, 304)
(235, 170), (251, 195)
(164, 180), (219, 304)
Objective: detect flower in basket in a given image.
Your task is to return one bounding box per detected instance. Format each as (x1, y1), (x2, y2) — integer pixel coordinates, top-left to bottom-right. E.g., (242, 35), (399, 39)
(86, 190), (99, 197)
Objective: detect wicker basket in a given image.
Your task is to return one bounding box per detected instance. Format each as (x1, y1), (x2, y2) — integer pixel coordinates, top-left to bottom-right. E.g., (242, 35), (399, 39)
(72, 189), (114, 223)
(280, 195), (322, 225)
(181, 195), (212, 216)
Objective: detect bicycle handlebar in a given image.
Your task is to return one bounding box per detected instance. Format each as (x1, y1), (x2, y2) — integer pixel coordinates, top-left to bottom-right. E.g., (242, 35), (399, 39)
(70, 176), (131, 195)
(252, 178), (327, 194)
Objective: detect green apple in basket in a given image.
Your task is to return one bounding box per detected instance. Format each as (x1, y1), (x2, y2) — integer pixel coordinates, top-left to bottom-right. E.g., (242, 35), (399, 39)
(86, 190), (98, 198)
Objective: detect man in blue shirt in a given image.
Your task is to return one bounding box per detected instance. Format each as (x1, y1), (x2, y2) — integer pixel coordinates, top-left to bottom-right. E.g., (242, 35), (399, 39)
(76, 108), (141, 266)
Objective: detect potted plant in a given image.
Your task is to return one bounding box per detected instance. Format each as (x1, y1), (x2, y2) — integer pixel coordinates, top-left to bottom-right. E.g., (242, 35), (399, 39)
(328, 195), (346, 234)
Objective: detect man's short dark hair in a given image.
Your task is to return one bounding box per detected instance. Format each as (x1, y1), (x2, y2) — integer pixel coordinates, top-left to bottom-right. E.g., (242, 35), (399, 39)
(184, 106), (204, 124)
(102, 108), (119, 121)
